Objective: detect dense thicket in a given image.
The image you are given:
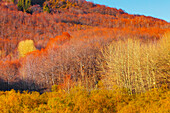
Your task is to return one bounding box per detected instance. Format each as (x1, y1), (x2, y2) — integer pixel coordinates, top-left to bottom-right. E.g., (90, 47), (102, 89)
(0, 1), (170, 112)
(0, 0), (169, 92)
(0, 85), (169, 112)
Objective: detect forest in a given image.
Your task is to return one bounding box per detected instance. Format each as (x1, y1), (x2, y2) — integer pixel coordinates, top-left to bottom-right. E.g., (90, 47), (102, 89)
(0, 0), (169, 112)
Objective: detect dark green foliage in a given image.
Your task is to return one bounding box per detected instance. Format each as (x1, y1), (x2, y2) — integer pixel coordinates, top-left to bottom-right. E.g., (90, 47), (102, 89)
(43, 2), (50, 13)
(17, 0), (31, 12)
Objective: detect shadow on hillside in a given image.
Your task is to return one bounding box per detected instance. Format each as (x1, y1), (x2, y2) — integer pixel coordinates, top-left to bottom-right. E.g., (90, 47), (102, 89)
(31, 0), (46, 6)
(0, 78), (47, 93)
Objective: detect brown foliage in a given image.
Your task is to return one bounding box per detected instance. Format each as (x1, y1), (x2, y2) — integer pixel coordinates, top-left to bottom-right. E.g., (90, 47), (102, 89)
(0, 60), (20, 90)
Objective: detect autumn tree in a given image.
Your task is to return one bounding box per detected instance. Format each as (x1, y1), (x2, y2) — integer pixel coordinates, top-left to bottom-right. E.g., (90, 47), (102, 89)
(18, 39), (36, 58)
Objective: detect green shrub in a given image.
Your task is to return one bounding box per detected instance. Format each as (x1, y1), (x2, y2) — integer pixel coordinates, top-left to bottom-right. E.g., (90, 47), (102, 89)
(17, 0), (31, 12)
(43, 3), (50, 13)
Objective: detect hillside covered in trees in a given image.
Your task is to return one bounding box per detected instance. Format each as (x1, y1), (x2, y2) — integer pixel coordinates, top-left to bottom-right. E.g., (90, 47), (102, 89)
(0, 0), (169, 112)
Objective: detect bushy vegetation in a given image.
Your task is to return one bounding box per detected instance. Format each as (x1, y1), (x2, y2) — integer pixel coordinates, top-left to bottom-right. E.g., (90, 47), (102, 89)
(99, 33), (170, 93)
(17, 0), (31, 12)
(18, 39), (36, 57)
(0, 85), (169, 113)
(0, 0), (170, 112)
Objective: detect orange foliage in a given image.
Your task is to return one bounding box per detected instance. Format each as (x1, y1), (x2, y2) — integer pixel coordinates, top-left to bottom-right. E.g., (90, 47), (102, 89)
(46, 32), (72, 49)
(0, 0), (170, 92)
(58, 74), (74, 91)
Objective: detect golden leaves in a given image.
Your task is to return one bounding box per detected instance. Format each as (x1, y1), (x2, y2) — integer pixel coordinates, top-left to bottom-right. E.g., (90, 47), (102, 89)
(18, 40), (36, 58)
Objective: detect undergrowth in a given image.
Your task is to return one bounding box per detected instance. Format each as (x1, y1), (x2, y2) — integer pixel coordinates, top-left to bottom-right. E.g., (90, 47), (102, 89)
(0, 85), (169, 113)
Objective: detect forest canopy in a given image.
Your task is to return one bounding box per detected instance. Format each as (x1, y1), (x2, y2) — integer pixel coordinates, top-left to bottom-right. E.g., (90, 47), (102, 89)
(0, 0), (170, 112)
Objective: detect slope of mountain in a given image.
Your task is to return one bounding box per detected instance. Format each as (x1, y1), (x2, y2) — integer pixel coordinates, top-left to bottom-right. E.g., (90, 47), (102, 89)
(0, 0), (169, 92)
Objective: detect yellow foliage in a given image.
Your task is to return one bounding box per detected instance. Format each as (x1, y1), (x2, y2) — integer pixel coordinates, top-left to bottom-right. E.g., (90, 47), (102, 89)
(99, 33), (170, 93)
(18, 40), (36, 58)
(0, 86), (169, 113)
(0, 33), (169, 113)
